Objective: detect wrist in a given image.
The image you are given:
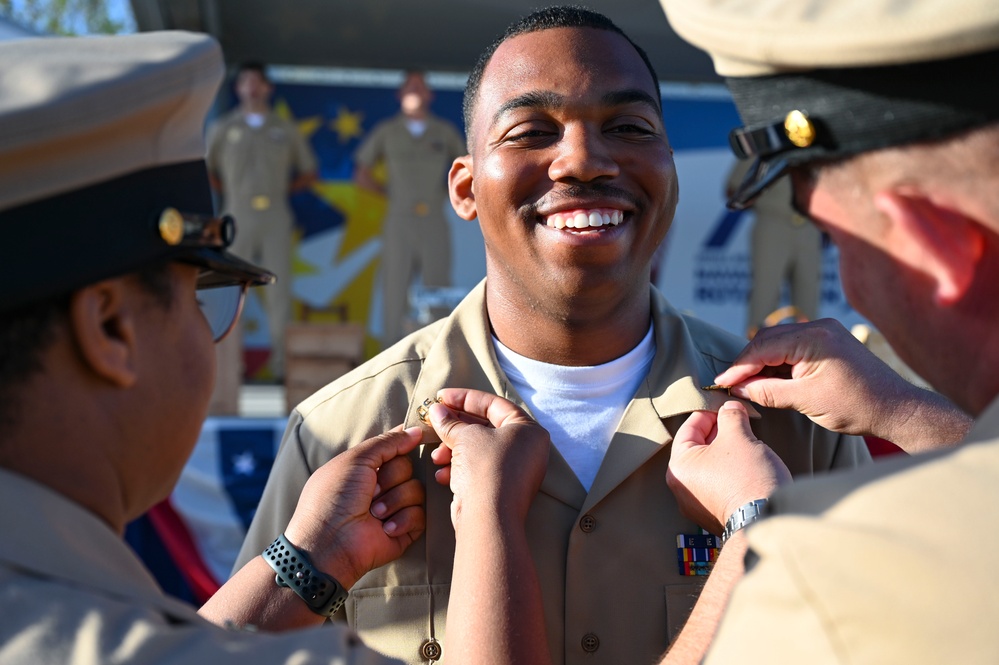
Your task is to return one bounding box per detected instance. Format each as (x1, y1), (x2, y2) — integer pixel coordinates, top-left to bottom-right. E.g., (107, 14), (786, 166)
(884, 387), (973, 450)
(262, 534), (349, 618)
(721, 498), (769, 544)
(281, 527), (360, 590)
(452, 496), (528, 534)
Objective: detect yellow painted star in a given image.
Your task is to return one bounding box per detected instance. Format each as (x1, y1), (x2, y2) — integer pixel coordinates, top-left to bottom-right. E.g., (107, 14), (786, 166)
(274, 98), (322, 139)
(330, 106), (365, 144)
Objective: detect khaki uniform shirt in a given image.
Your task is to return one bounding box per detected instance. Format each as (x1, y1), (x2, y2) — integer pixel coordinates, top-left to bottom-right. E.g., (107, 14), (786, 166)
(0, 468), (399, 665)
(353, 113), (465, 223)
(706, 397), (999, 664)
(237, 281), (870, 665)
(206, 109), (317, 227)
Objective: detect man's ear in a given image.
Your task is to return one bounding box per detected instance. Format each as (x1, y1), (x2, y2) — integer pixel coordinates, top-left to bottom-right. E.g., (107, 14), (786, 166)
(68, 279), (140, 388)
(874, 190), (986, 306)
(448, 154), (477, 221)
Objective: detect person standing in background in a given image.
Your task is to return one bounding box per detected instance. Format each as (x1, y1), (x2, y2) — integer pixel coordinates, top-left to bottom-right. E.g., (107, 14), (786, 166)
(207, 61), (318, 403)
(725, 157), (822, 338)
(354, 71), (466, 346)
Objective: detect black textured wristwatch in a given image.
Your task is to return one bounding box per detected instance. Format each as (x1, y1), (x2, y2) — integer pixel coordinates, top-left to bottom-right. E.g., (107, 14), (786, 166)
(262, 533), (348, 617)
(721, 499), (769, 544)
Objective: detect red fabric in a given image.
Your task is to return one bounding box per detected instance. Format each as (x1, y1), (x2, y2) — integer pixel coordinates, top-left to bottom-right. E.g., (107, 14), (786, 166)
(865, 435), (906, 458)
(146, 497), (222, 604)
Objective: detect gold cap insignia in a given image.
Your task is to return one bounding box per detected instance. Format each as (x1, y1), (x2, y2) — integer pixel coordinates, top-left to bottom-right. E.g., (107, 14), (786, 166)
(784, 110), (816, 148)
(158, 207), (184, 245)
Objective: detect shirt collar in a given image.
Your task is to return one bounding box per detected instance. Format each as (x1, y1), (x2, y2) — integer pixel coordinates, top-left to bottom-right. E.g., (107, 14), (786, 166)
(407, 280), (758, 438)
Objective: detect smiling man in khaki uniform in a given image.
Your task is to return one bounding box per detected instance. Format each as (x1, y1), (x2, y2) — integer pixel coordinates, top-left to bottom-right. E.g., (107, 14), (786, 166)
(236, 8), (870, 665)
(354, 71), (467, 345)
(207, 62), (317, 384)
(654, 0), (999, 662)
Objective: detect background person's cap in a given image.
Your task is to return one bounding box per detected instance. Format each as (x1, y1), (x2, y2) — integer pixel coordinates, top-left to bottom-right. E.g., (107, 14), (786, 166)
(660, 0), (999, 208)
(0, 31), (274, 313)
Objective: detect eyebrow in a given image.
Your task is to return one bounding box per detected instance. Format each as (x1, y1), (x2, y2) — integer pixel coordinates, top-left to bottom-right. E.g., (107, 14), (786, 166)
(601, 89), (662, 113)
(491, 90), (564, 127)
(489, 87), (662, 128)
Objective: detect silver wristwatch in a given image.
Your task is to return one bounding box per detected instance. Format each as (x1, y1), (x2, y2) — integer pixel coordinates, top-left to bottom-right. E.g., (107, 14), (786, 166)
(721, 499), (769, 544)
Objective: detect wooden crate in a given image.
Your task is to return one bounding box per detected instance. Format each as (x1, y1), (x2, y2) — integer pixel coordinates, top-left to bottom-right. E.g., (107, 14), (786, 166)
(284, 322), (365, 413)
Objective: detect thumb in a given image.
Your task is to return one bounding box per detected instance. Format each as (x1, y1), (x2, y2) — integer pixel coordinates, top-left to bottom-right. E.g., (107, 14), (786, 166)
(352, 426), (424, 468)
(673, 409), (718, 452)
(715, 401), (758, 443)
(427, 402), (464, 448)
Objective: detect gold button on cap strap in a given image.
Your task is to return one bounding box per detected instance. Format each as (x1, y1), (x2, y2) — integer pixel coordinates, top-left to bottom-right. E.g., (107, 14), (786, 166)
(262, 533), (348, 617)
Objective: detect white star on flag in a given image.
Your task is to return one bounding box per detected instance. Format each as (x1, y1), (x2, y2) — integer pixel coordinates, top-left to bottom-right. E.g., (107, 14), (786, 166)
(232, 451), (257, 476)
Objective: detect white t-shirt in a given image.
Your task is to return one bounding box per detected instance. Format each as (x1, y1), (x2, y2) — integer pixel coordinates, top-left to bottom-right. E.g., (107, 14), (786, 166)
(404, 118), (427, 137)
(493, 326), (656, 491)
(243, 112), (266, 129)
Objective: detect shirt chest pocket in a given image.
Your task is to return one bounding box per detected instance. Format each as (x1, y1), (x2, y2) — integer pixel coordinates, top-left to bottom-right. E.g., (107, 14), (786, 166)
(347, 583), (451, 664)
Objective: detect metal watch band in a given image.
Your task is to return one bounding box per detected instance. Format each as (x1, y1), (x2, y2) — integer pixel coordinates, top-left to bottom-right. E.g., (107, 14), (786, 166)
(262, 533), (348, 617)
(721, 498), (769, 544)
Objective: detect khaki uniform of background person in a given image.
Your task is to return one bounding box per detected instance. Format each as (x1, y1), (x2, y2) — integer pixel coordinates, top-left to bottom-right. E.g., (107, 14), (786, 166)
(354, 72), (466, 345)
(725, 157), (822, 337)
(647, 0), (999, 663)
(0, 31), (554, 665)
(207, 62), (318, 401)
(235, 8), (871, 665)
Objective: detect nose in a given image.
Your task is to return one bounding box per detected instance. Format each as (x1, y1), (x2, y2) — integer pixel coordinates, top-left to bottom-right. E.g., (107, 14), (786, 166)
(548, 124), (620, 183)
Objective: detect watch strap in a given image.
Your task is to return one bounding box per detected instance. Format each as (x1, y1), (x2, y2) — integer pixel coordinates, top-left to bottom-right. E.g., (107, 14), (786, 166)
(721, 498), (769, 544)
(262, 533), (348, 617)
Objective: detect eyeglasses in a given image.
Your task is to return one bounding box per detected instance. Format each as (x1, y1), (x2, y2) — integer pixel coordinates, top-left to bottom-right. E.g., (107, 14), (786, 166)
(196, 281), (247, 342)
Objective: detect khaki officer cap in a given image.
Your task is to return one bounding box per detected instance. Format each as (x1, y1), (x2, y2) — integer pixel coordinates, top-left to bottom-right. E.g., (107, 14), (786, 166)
(0, 32), (274, 313)
(660, 0), (999, 208)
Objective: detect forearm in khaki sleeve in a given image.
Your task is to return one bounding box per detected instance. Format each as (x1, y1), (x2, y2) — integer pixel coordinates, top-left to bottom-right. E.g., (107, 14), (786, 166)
(704, 522), (841, 665)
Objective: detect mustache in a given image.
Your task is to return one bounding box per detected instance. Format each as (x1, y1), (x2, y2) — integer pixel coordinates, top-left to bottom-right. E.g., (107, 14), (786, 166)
(524, 183), (641, 216)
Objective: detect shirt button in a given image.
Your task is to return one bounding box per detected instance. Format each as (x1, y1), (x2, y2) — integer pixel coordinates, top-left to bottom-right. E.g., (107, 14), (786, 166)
(579, 514), (596, 532)
(420, 639), (442, 661)
(581, 633), (600, 653)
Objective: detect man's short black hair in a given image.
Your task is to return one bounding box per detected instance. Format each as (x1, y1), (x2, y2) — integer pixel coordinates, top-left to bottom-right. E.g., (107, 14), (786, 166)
(235, 60), (269, 82)
(462, 5), (661, 142)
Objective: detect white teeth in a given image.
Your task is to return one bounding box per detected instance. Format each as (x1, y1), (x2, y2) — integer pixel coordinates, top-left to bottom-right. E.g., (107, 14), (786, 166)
(545, 209), (625, 230)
